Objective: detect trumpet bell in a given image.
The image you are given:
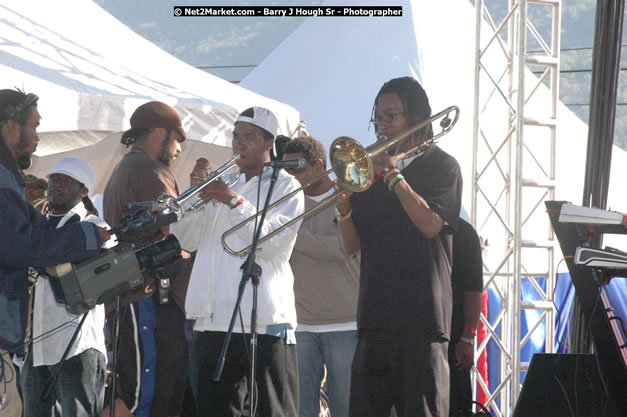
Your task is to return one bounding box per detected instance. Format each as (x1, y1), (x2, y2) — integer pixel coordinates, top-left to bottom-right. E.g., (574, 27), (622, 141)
(330, 136), (374, 193)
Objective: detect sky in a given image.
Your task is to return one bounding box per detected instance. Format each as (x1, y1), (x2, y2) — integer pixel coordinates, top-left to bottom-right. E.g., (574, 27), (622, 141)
(94, 0), (627, 148)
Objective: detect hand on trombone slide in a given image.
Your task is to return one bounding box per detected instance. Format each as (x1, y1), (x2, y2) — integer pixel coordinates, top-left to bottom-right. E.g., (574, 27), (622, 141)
(334, 183), (353, 219)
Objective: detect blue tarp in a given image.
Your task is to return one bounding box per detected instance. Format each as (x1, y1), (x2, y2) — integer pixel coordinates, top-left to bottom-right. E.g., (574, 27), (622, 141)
(485, 273), (627, 408)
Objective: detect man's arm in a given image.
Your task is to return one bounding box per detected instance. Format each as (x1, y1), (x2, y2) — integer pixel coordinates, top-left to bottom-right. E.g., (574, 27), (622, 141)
(0, 189), (104, 268)
(392, 180), (444, 238)
(455, 290), (482, 370)
(335, 190), (361, 255)
(372, 152), (451, 239)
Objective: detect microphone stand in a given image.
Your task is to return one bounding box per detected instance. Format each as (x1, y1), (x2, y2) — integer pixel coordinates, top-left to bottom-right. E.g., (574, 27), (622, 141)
(108, 296), (122, 417)
(213, 167), (281, 417)
(42, 312), (89, 400)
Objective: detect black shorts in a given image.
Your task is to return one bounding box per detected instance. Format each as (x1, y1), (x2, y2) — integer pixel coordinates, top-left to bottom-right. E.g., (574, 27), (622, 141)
(107, 296), (188, 416)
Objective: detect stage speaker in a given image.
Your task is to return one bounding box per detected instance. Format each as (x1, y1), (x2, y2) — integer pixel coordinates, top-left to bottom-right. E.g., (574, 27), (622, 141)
(513, 353), (619, 417)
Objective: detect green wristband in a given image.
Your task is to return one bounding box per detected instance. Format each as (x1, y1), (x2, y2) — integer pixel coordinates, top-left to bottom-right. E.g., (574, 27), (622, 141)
(388, 174), (404, 191)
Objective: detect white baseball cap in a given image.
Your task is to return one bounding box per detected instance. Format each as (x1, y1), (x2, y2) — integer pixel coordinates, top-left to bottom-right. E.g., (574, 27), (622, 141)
(47, 156), (97, 197)
(236, 107), (279, 138)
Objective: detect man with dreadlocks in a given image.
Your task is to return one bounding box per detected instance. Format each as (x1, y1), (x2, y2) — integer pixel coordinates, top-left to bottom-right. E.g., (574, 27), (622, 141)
(336, 77), (462, 417)
(20, 156), (113, 417)
(0, 89), (110, 417)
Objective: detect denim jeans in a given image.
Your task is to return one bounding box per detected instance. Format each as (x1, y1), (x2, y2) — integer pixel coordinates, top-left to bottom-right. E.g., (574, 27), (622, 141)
(296, 330), (357, 417)
(21, 348), (105, 417)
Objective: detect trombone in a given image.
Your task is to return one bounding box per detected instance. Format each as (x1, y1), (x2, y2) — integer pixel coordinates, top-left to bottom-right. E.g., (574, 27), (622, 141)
(221, 105), (459, 256)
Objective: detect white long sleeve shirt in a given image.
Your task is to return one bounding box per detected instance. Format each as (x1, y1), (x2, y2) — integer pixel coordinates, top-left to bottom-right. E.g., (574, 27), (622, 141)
(30, 203), (114, 367)
(171, 168), (304, 334)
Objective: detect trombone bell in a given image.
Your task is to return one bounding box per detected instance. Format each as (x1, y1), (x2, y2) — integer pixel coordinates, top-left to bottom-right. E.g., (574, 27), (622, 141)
(330, 137), (374, 193)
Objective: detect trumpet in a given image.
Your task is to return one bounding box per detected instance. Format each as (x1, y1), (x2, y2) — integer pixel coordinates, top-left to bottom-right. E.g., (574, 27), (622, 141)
(139, 154), (241, 220)
(178, 154), (241, 212)
(221, 105), (459, 256)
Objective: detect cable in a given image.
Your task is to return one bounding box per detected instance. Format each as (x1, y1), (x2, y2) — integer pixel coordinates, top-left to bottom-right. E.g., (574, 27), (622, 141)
(4, 314), (83, 356)
(607, 315), (627, 347)
(587, 281), (611, 415)
(551, 353), (577, 417)
(0, 351), (16, 408)
(470, 400), (491, 416)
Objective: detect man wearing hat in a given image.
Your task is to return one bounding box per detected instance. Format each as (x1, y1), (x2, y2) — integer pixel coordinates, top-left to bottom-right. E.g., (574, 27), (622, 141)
(24, 174), (48, 205)
(102, 101), (192, 417)
(171, 107), (304, 416)
(20, 156), (113, 417)
(0, 88), (110, 417)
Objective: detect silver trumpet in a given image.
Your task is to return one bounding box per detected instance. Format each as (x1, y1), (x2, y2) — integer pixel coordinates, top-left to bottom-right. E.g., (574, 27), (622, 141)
(146, 154), (241, 220)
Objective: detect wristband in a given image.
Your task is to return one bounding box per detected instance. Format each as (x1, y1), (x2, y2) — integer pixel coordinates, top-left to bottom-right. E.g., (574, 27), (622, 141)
(460, 336), (475, 346)
(384, 169), (400, 184)
(335, 208), (352, 222)
(229, 196), (244, 209)
(374, 165), (396, 183)
(464, 327), (477, 336)
(388, 174), (404, 191)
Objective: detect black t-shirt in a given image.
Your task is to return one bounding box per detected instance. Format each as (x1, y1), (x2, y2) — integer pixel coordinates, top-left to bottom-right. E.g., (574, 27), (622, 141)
(351, 145), (462, 339)
(450, 218), (483, 342)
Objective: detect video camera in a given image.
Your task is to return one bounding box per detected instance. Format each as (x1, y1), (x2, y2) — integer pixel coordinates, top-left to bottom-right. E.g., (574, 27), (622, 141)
(47, 208), (182, 315)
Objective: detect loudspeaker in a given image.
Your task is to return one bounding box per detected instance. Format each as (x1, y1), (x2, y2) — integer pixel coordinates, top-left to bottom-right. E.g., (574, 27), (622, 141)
(513, 353), (619, 417)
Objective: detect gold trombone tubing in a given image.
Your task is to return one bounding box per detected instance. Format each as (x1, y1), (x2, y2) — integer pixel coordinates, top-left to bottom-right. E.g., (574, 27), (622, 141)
(221, 105), (459, 256)
(221, 168), (342, 256)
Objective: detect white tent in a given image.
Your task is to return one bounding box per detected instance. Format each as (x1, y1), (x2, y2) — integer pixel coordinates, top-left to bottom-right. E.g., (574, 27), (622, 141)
(0, 0), (302, 193)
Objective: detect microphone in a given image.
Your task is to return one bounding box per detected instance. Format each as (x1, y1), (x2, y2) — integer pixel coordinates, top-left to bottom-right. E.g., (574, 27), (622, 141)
(264, 158), (307, 169)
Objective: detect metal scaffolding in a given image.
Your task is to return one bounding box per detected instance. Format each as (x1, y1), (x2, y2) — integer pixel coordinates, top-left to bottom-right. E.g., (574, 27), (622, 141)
(472, 0), (561, 415)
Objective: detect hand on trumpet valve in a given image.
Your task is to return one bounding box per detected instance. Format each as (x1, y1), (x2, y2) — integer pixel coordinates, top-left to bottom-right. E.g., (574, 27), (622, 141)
(198, 177), (238, 206)
(190, 157), (211, 185)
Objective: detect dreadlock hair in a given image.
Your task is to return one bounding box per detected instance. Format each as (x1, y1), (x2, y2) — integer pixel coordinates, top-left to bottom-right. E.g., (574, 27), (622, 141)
(371, 77), (434, 140)
(282, 136), (327, 169)
(82, 195), (99, 216)
(121, 127), (155, 147)
(0, 89), (33, 171)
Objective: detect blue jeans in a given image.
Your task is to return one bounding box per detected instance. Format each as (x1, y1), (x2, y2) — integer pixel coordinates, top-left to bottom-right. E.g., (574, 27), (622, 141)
(296, 330), (357, 417)
(21, 348), (105, 417)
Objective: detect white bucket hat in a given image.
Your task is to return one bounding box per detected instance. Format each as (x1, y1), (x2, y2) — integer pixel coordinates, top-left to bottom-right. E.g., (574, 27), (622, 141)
(47, 156), (97, 197)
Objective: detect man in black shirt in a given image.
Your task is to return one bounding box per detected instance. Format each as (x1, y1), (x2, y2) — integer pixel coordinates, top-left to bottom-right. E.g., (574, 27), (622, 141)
(449, 218), (483, 416)
(337, 77), (462, 417)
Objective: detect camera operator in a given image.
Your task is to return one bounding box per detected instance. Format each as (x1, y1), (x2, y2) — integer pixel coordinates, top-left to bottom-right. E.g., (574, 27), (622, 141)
(102, 101), (192, 417)
(0, 89), (110, 417)
(20, 156), (114, 417)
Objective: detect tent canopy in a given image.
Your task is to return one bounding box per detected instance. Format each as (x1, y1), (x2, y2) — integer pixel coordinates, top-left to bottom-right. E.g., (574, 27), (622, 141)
(0, 0), (302, 193)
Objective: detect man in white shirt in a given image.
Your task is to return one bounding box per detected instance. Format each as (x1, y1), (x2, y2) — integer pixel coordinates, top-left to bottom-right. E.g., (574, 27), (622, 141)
(20, 156), (113, 417)
(172, 107), (304, 417)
